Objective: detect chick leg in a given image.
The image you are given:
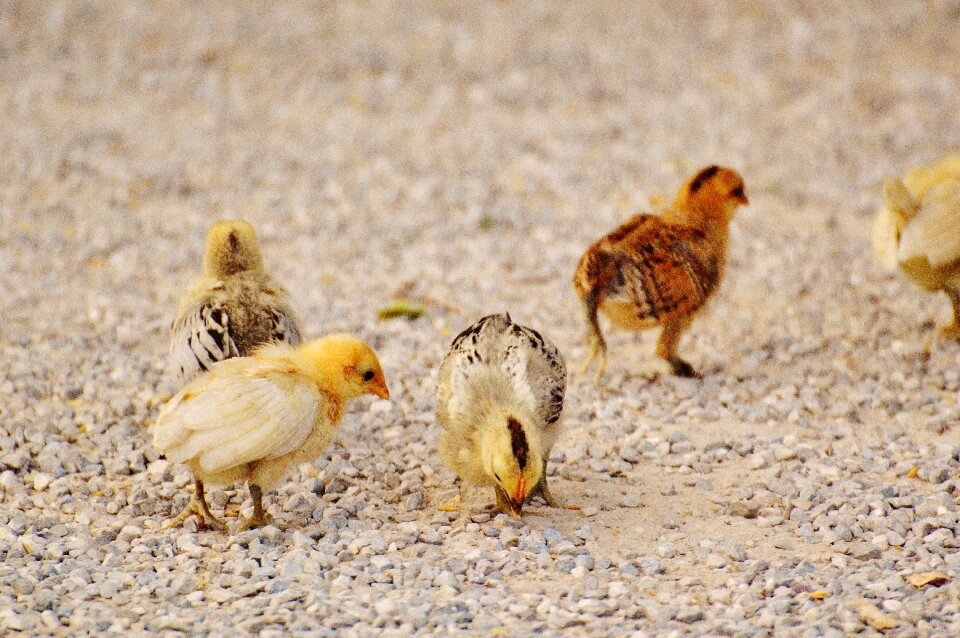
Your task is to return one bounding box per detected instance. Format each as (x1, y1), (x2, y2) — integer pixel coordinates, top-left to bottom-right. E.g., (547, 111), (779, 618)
(655, 314), (699, 377)
(164, 479), (227, 532)
(526, 457), (558, 507)
(576, 294), (607, 384)
(938, 288), (960, 340)
(239, 483), (279, 530)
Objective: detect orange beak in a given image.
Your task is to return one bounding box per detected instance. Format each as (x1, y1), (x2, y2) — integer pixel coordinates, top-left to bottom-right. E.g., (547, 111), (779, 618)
(737, 193), (749, 206)
(371, 381), (390, 400)
(509, 477), (525, 517)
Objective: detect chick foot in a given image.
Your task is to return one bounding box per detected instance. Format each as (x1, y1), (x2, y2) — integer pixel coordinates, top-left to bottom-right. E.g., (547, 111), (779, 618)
(239, 484), (285, 531)
(164, 480), (227, 532)
(666, 356), (700, 378)
(488, 485), (522, 519)
(526, 459), (558, 507)
(525, 468), (581, 510)
(576, 339), (607, 385)
(239, 511), (284, 531)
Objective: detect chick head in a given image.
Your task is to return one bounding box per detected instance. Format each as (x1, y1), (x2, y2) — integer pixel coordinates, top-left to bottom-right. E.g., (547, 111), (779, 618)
(299, 334), (390, 400)
(480, 415), (542, 517)
(677, 165), (749, 222)
(882, 178), (918, 230)
(203, 220), (265, 278)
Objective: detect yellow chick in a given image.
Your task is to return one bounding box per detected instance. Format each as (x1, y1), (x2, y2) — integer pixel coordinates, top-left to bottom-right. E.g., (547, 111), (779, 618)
(153, 335), (389, 531)
(435, 313), (566, 517)
(872, 154), (960, 338)
(573, 165), (748, 382)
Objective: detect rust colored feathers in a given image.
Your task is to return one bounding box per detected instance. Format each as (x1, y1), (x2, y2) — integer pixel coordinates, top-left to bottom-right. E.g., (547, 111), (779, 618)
(574, 216), (722, 330)
(574, 165), (748, 382)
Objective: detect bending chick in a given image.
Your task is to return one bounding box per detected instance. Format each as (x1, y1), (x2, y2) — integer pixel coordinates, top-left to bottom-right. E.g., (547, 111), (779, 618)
(436, 313), (566, 517)
(153, 335), (389, 531)
(573, 165), (748, 382)
(165, 220), (303, 529)
(872, 154), (960, 338)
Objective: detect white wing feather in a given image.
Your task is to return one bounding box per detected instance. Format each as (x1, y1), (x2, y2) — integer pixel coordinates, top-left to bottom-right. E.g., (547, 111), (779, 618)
(153, 370), (318, 475)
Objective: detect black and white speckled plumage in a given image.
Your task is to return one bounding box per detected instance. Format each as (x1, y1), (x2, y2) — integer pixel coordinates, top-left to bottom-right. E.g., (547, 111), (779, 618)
(169, 275), (302, 386)
(436, 312), (566, 433)
(168, 222), (302, 388)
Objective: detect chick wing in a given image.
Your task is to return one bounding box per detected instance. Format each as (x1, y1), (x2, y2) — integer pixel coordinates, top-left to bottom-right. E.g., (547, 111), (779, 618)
(170, 278), (302, 385)
(438, 313), (566, 429)
(579, 215), (721, 326)
(153, 358), (319, 476)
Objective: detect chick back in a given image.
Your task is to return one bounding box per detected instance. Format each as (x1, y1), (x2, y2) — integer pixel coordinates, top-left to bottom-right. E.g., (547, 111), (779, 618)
(574, 214), (723, 329)
(436, 313), (566, 433)
(170, 271), (301, 385)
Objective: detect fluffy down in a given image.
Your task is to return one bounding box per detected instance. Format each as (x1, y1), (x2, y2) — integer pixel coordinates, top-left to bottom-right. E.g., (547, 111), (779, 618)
(436, 313), (566, 517)
(153, 335), (389, 530)
(872, 154), (960, 337)
(169, 220), (302, 387)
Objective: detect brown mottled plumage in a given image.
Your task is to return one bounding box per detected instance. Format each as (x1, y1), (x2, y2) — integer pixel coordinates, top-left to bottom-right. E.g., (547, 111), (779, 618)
(573, 166), (748, 382)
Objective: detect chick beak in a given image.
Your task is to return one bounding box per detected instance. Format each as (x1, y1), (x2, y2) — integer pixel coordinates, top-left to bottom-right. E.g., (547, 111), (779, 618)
(509, 477), (525, 518)
(372, 381), (390, 400)
(737, 193), (749, 206)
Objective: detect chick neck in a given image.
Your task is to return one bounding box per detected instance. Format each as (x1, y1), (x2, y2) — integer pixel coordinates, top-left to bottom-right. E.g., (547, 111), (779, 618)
(667, 190), (734, 231)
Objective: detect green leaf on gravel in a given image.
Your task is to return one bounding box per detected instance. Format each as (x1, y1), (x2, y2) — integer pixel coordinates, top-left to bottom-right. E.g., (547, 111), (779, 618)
(378, 299), (427, 321)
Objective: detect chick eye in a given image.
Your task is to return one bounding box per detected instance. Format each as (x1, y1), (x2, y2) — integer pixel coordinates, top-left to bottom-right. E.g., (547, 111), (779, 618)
(362, 370), (375, 382)
(494, 473), (501, 482)
(731, 186), (745, 199)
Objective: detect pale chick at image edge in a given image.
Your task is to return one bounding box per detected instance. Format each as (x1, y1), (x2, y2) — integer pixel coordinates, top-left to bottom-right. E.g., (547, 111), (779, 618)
(872, 153), (960, 338)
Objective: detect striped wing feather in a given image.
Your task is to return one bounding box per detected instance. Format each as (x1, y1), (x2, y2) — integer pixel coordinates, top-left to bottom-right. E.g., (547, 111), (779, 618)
(582, 215), (720, 322)
(437, 313), (566, 428)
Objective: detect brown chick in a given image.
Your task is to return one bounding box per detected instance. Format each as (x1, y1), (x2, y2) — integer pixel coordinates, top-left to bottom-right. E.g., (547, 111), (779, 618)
(573, 165), (749, 382)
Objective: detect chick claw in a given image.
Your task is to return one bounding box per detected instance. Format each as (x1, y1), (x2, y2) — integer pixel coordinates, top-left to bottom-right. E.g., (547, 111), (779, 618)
(239, 512), (285, 532)
(164, 497), (227, 532)
(668, 357), (701, 378)
(576, 340), (607, 385)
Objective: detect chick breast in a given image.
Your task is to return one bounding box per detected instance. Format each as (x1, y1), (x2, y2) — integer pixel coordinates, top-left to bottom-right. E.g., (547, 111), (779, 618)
(153, 357), (333, 489)
(170, 272), (302, 386)
(574, 215), (721, 329)
(436, 313), (566, 431)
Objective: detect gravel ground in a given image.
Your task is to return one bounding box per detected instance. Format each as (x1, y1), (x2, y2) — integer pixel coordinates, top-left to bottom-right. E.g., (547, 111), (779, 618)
(2, 1), (960, 635)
